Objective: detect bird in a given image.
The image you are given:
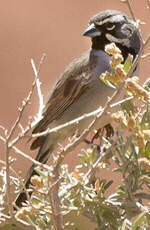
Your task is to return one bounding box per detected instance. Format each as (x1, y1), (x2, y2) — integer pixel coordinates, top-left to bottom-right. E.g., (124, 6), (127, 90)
(15, 9), (141, 207)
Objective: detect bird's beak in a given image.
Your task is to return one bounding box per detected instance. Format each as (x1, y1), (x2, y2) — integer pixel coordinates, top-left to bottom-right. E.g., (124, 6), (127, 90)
(83, 23), (101, 37)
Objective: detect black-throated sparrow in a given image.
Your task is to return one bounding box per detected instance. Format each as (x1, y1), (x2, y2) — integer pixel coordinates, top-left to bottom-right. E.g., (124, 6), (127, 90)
(15, 10), (141, 206)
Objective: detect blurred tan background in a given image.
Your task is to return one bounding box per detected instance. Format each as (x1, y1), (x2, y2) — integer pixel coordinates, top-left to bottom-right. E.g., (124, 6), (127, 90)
(0, 0), (150, 180)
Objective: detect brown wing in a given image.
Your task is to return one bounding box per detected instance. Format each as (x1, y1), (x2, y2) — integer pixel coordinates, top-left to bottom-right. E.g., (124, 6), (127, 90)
(31, 50), (91, 149)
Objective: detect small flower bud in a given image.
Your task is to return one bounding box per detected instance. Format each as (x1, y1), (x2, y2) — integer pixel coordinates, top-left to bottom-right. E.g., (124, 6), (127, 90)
(16, 207), (32, 219)
(105, 43), (121, 55)
(125, 78), (150, 101)
(111, 112), (127, 128)
(115, 64), (126, 79)
(110, 54), (124, 68)
(95, 179), (101, 192)
(31, 175), (43, 188)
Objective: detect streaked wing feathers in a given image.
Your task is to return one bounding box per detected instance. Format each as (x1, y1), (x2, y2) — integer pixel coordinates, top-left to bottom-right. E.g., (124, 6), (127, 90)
(32, 50), (91, 136)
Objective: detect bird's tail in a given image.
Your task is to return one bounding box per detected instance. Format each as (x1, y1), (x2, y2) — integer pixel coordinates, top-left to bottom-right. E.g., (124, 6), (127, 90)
(15, 136), (54, 207)
(14, 163), (37, 207)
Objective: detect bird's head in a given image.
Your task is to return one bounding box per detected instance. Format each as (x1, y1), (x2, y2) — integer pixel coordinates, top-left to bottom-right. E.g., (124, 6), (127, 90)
(83, 10), (141, 60)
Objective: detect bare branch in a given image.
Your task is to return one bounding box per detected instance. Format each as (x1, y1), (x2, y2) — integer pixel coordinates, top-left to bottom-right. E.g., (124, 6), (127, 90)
(31, 54), (46, 127)
(141, 52), (150, 58)
(50, 165), (63, 230)
(84, 144), (116, 181)
(30, 96), (133, 139)
(124, 0), (136, 22)
(144, 34), (150, 47)
(5, 141), (14, 217)
(0, 55), (48, 214)
(0, 135), (51, 171)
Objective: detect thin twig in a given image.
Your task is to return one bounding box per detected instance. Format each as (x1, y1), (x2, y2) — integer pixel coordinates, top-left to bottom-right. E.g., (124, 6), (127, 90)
(6, 54), (46, 143)
(0, 54), (46, 227)
(125, 0), (136, 21)
(0, 159), (31, 209)
(3, 54), (45, 151)
(5, 141), (14, 217)
(0, 55), (48, 212)
(0, 134), (51, 171)
(84, 144), (116, 181)
(31, 55), (46, 127)
(141, 52), (150, 58)
(143, 34), (150, 49)
(30, 96), (133, 139)
(4, 96), (33, 215)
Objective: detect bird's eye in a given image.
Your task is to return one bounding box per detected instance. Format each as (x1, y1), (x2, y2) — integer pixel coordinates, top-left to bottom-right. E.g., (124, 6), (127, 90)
(106, 24), (115, 31)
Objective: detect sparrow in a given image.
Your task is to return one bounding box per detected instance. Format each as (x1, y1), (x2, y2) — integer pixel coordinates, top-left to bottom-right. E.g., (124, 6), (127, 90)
(15, 10), (141, 207)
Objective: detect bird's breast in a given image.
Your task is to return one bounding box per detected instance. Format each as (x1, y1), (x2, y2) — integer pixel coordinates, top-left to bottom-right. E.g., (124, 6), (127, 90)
(89, 49), (111, 80)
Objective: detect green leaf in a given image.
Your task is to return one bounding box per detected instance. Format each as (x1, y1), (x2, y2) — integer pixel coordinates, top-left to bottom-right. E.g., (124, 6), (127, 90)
(123, 54), (133, 73)
(145, 141), (150, 159)
(78, 150), (89, 165)
(31, 195), (43, 205)
(99, 72), (116, 88)
(91, 145), (99, 163)
(131, 211), (147, 230)
(121, 100), (135, 114)
(34, 167), (47, 179)
(121, 219), (129, 230)
(25, 216), (37, 227)
(143, 77), (150, 91)
(141, 109), (150, 129)
(99, 73), (108, 85)
(117, 186), (126, 195)
(142, 175), (150, 182)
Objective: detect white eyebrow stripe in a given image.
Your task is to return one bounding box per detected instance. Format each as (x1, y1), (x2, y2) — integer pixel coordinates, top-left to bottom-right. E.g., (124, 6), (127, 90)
(98, 19), (111, 25)
(98, 14), (125, 25)
(111, 15), (125, 23)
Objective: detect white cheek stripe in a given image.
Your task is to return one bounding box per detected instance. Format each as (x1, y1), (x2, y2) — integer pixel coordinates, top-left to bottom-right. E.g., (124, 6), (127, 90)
(106, 33), (123, 43)
(106, 33), (130, 48)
